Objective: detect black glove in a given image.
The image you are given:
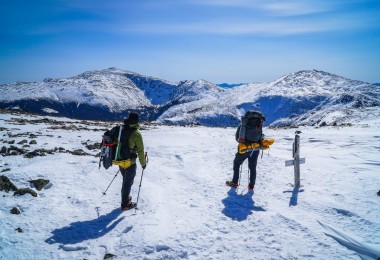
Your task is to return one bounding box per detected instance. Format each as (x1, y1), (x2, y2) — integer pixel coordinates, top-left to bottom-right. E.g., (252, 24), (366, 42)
(142, 165), (146, 170)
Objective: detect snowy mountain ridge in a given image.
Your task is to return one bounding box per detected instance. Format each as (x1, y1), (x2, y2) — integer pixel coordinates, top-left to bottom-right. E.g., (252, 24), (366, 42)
(0, 68), (379, 126)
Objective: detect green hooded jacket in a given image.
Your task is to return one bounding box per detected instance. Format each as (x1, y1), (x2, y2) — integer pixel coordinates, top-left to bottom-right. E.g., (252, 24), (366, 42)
(116, 123), (146, 167)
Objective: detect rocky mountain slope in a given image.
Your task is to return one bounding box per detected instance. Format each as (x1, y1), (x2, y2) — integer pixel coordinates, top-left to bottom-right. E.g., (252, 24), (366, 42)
(1, 68), (379, 126)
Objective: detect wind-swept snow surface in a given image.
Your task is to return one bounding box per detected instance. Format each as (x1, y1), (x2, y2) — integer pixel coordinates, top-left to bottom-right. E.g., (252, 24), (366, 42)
(0, 111), (379, 259)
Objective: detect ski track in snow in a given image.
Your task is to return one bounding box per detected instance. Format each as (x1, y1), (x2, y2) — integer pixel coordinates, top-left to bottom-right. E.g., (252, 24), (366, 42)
(318, 221), (380, 260)
(0, 112), (380, 259)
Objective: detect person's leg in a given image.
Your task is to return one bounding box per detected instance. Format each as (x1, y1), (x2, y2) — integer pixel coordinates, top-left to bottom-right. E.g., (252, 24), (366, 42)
(232, 153), (247, 184)
(120, 164), (137, 208)
(248, 150), (260, 187)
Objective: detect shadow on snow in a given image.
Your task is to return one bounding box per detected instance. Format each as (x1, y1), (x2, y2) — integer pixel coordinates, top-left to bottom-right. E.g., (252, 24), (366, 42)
(222, 188), (266, 221)
(283, 187), (304, 207)
(45, 208), (124, 245)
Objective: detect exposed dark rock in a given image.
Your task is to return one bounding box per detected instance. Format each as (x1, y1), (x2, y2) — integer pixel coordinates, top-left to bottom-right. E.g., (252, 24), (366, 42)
(15, 227), (23, 233)
(8, 145), (28, 155)
(85, 143), (100, 150)
(24, 150), (46, 158)
(13, 118), (26, 125)
(10, 207), (21, 214)
(5, 131), (53, 139)
(68, 149), (91, 156)
(29, 179), (50, 191)
(10, 117), (63, 126)
(1, 168), (11, 172)
(54, 147), (66, 152)
(0, 175), (18, 192)
(8, 140), (15, 144)
(377, 190), (380, 196)
(14, 188), (37, 197)
(1, 146), (6, 154)
(50, 125), (87, 131)
(29, 140), (37, 145)
(104, 253), (116, 259)
(24, 148), (55, 158)
(17, 139), (28, 145)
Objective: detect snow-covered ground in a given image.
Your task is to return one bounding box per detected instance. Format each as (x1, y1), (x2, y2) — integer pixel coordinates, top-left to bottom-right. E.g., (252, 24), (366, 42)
(1, 111), (379, 259)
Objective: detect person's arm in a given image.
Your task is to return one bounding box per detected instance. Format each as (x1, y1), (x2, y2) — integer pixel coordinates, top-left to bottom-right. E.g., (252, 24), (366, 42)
(133, 131), (146, 167)
(235, 126), (241, 142)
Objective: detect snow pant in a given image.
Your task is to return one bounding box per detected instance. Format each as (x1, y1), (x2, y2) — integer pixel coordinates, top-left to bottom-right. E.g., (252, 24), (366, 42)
(120, 164), (137, 208)
(232, 150), (260, 186)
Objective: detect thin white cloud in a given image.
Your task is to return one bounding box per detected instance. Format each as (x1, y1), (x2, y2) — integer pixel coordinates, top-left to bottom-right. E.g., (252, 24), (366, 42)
(24, 0), (379, 37)
(189, 0), (334, 16)
(119, 14), (376, 36)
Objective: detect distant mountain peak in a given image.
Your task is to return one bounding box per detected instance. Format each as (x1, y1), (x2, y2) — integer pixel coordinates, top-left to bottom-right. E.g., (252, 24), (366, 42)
(281, 69), (343, 80)
(272, 69), (365, 88)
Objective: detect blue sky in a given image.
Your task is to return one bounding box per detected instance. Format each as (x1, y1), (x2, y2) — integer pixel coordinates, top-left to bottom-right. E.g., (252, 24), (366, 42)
(1, 0), (379, 84)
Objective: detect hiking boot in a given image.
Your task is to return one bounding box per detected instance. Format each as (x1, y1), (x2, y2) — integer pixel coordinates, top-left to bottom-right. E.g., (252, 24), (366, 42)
(121, 202), (136, 211)
(248, 184), (254, 190)
(121, 199), (136, 211)
(226, 180), (239, 188)
(121, 196), (132, 209)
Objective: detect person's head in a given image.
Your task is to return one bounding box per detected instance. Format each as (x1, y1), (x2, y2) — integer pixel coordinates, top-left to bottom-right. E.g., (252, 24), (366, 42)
(124, 112), (139, 125)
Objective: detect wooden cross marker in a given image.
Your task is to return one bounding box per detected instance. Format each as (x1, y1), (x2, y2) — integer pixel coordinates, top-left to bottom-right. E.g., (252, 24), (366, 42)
(285, 131), (305, 188)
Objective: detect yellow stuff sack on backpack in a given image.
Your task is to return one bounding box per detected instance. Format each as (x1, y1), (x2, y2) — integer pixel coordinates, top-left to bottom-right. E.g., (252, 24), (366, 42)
(262, 138), (274, 146)
(238, 138), (275, 154)
(238, 142), (260, 154)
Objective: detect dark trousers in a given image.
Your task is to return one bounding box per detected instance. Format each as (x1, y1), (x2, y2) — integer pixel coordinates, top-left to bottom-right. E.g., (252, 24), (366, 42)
(232, 150), (260, 186)
(120, 164), (137, 208)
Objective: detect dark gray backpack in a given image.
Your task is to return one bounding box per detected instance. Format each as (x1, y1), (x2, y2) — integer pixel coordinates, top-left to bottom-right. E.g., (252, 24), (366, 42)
(99, 135), (114, 169)
(237, 111), (265, 143)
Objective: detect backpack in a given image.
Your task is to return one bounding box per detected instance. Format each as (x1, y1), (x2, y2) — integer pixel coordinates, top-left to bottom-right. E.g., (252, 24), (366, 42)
(99, 134), (115, 169)
(237, 110), (265, 143)
(99, 125), (134, 170)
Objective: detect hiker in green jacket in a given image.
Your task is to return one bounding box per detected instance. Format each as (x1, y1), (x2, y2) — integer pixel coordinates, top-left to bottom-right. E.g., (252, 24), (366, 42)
(112, 112), (146, 210)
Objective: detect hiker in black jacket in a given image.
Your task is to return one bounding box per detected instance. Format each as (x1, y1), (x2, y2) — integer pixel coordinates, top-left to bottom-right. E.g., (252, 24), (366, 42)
(226, 111), (266, 190)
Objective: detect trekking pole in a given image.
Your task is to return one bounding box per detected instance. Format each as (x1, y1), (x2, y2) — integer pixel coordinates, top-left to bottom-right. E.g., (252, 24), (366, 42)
(238, 164), (242, 187)
(135, 152), (148, 212)
(102, 169), (120, 196)
(248, 167), (250, 185)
